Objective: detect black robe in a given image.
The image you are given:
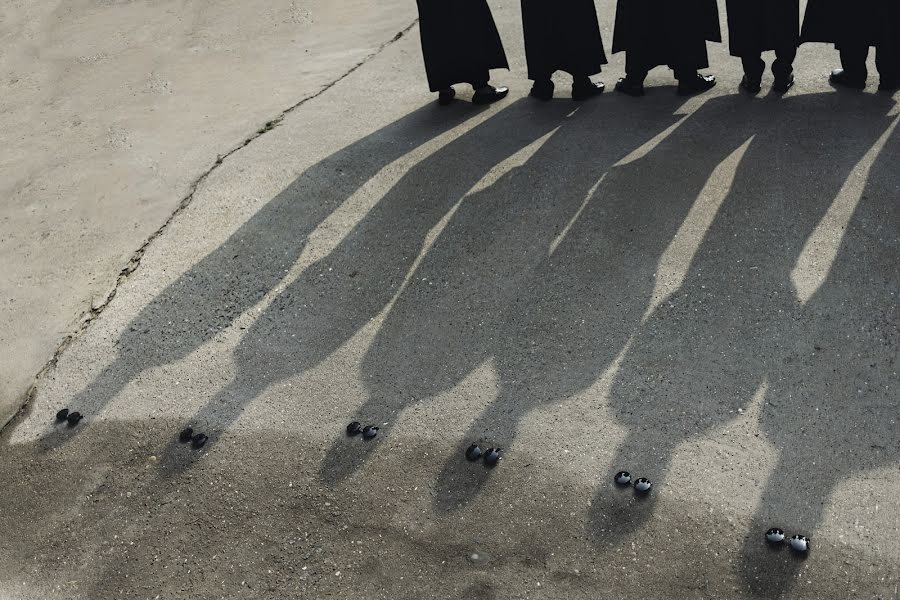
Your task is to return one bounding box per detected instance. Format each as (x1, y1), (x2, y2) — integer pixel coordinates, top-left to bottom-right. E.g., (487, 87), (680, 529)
(416, 0), (509, 92)
(801, 0), (900, 50)
(612, 0), (721, 70)
(521, 0), (608, 80)
(725, 0), (800, 57)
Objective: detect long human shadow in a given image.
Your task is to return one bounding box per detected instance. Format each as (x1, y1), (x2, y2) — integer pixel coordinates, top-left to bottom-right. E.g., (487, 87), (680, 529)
(738, 122), (900, 597)
(154, 98), (576, 471)
(588, 93), (896, 576)
(317, 94), (708, 503)
(34, 101), (475, 447)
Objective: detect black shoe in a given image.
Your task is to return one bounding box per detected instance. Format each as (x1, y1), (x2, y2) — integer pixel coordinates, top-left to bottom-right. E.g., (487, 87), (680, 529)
(472, 85), (509, 105)
(530, 80), (554, 101)
(772, 73), (795, 94)
(615, 77), (645, 97)
(740, 75), (762, 95)
(572, 80), (605, 101)
(437, 88), (456, 105)
(677, 73), (716, 96)
(829, 69), (865, 90)
(878, 78), (900, 92)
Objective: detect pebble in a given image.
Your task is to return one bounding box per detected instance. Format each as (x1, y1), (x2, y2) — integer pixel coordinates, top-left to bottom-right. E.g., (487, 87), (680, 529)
(765, 528), (786, 544)
(614, 471), (632, 486)
(789, 535), (810, 554)
(465, 444), (483, 461)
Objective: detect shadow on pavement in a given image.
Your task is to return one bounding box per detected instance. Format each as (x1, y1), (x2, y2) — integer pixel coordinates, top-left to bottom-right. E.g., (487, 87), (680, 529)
(321, 94), (691, 499)
(737, 115), (899, 598)
(17, 84), (897, 598)
(26, 100), (477, 449)
(586, 93), (896, 598)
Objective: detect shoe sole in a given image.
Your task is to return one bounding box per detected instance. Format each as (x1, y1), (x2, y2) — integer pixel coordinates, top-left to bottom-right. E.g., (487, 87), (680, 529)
(772, 80), (795, 94)
(829, 78), (865, 90)
(572, 88), (605, 101)
(677, 82), (716, 96)
(472, 90), (509, 105)
(614, 86), (644, 97)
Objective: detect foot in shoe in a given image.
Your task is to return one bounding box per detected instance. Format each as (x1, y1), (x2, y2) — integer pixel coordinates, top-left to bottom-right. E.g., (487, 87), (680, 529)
(772, 73), (795, 94)
(473, 85), (510, 105)
(740, 75), (762, 94)
(677, 73), (716, 96)
(438, 87), (456, 105)
(829, 69), (865, 89)
(530, 80), (554, 101)
(878, 79), (900, 92)
(614, 77), (645, 97)
(572, 79), (605, 101)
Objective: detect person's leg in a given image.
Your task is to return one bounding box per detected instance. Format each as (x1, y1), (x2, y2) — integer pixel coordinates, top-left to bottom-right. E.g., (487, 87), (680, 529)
(625, 51), (649, 83)
(470, 71), (510, 105)
(772, 45), (797, 92)
(674, 63), (716, 96)
(571, 72), (605, 100)
(470, 72), (490, 90)
(741, 54), (765, 81)
(615, 51), (649, 96)
(740, 53), (765, 93)
(875, 44), (900, 91)
(530, 71), (555, 100)
(831, 45), (869, 88)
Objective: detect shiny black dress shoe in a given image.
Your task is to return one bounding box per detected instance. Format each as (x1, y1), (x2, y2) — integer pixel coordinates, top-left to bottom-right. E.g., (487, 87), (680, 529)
(829, 69), (865, 90)
(677, 73), (716, 96)
(472, 85), (509, 105)
(772, 73), (795, 94)
(615, 77), (645, 97)
(529, 80), (554, 101)
(438, 87), (456, 105)
(739, 75), (762, 95)
(572, 79), (605, 101)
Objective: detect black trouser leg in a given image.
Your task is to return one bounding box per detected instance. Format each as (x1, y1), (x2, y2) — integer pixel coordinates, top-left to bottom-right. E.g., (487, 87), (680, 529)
(572, 72), (593, 86)
(839, 45), (869, 81)
(741, 54), (765, 81)
(625, 53), (648, 83)
(469, 71), (491, 90)
(673, 64), (697, 81)
(875, 44), (900, 83)
(772, 46), (797, 80)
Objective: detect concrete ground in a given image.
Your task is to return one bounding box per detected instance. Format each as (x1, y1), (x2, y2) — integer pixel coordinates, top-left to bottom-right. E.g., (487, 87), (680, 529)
(0, 0), (413, 428)
(1, 1), (898, 599)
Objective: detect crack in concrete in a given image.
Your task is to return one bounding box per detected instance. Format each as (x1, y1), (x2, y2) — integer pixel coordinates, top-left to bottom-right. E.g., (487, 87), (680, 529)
(0, 19), (419, 435)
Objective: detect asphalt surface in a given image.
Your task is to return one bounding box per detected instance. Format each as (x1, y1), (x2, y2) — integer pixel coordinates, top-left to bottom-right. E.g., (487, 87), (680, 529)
(0, 0), (413, 428)
(1, 1), (898, 598)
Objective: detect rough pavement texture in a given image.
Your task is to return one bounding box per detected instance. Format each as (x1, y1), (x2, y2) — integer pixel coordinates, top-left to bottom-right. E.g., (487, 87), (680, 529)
(0, 0), (413, 427)
(2, 1), (899, 598)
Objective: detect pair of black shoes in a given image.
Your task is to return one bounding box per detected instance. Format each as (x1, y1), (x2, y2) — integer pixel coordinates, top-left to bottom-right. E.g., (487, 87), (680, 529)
(614, 73), (716, 97)
(438, 85), (510, 106)
(830, 68), (900, 92)
(529, 78), (605, 101)
(740, 73), (795, 95)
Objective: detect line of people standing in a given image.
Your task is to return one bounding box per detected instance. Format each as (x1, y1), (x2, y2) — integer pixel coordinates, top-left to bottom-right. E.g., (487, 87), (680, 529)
(415, 0), (900, 103)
